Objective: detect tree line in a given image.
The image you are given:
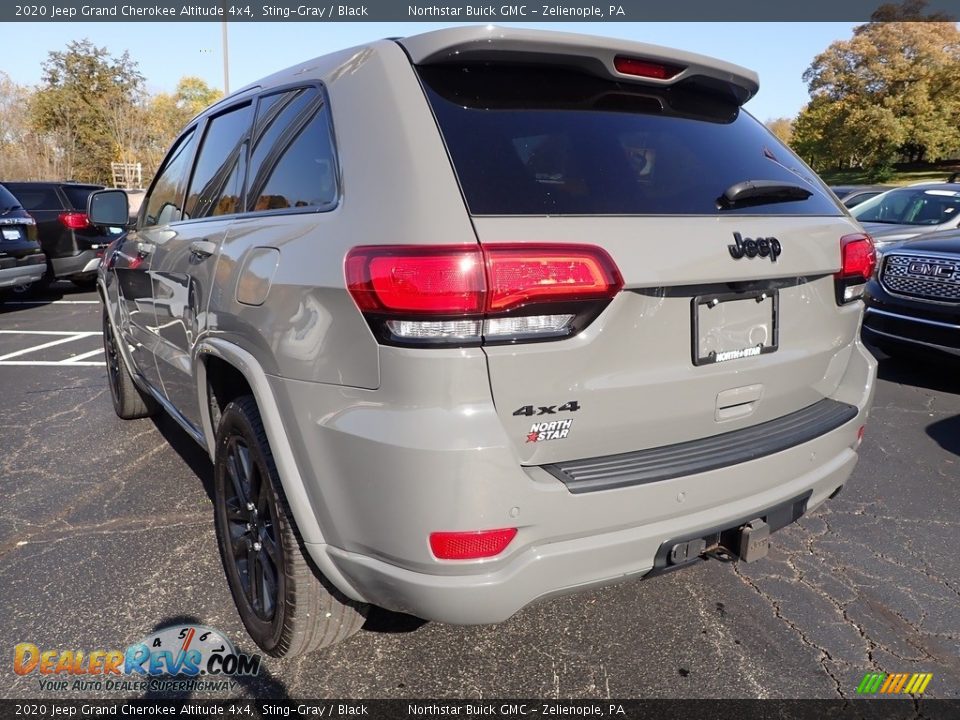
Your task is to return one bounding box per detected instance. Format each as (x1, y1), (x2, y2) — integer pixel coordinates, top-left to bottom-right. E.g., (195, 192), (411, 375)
(767, 0), (960, 180)
(0, 39), (220, 186)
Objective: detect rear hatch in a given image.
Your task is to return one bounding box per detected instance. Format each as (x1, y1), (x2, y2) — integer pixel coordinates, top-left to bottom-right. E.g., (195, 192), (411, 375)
(0, 185), (43, 268)
(407, 31), (867, 465)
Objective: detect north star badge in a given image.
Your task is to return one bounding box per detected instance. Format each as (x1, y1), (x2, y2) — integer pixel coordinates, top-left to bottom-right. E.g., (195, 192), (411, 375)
(526, 419), (573, 443)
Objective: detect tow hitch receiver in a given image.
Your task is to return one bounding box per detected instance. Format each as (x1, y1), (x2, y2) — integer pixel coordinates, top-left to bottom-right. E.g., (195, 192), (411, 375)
(738, 518), (770, 562)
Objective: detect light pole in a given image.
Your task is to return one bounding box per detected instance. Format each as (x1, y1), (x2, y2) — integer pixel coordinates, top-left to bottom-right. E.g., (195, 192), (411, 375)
(221, 20), (230, 94)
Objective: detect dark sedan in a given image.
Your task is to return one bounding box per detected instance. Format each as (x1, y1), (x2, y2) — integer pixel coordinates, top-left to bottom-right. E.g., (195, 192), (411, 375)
(863, 230), (960, 358)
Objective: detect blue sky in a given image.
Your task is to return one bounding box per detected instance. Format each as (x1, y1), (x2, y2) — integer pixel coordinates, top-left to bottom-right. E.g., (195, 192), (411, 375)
(6, 22), (856, 120)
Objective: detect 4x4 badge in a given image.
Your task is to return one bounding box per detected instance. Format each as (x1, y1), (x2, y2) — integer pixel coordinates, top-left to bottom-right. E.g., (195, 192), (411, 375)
(728, 232), (781, 262)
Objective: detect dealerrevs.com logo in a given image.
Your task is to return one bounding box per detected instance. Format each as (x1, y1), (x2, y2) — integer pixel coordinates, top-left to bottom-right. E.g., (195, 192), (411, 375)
(14, 624), (261, 693)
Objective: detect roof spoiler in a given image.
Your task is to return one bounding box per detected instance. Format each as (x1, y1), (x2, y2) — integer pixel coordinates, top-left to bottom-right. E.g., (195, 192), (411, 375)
(399, 26), (759, 106)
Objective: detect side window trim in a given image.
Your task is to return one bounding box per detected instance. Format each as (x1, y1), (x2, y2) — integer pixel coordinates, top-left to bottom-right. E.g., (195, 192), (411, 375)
(139, 124), (200, 229)
(243, 80), (341, 219)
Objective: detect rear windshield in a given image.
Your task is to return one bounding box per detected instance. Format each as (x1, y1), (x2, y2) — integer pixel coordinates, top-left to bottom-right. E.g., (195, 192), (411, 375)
(62, 185), (103, 211)
(0, 184), (22, 211)
(418, 64), (840, 217)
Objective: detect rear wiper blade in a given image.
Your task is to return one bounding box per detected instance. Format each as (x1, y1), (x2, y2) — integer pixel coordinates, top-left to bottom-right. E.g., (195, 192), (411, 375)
(718, 180), (813, 210)
(0, 205), (19, 215)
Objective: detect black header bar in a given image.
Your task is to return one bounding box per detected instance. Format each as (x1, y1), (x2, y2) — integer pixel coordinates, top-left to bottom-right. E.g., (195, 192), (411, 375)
(3, 0), (959, 22)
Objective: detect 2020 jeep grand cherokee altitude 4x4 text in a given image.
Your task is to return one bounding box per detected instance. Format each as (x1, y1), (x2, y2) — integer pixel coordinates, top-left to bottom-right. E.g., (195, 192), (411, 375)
(93, 26), (877, 656)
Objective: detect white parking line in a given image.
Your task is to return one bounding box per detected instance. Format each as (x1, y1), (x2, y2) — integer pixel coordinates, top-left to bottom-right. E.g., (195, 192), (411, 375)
(62, 348), (104, 363)
(0, 360), (105, 367)
(0, 300), (100, 305)
(0, 330), (99, 335)
(0, 331), (104, 366)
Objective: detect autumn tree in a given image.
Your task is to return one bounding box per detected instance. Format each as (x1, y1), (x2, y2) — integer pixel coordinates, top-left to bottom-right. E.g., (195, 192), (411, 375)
(141, 76), (221, 179)
(765, 117), (794, 147)
(30, 39), (145, 184)
(792, 0), (960, 177)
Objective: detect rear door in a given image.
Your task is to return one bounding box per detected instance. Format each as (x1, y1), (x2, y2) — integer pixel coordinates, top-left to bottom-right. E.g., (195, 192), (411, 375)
(418, 62), (864, 465)
(150, 101), (253, 431)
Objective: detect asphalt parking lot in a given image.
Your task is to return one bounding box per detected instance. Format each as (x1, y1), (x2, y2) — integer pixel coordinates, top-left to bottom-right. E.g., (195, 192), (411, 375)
(1, 283), (958, 701)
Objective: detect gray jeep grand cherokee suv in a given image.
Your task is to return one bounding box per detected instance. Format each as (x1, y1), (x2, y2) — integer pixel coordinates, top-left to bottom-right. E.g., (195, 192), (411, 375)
(93, 27), (877, 656)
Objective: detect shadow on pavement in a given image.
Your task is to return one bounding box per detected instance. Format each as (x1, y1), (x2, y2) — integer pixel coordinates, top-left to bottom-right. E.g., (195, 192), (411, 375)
(0, 279), (97, 313)
(873, 348), (960, 396)
(927, 414), (960, 456)
(150, 412), (215, 503)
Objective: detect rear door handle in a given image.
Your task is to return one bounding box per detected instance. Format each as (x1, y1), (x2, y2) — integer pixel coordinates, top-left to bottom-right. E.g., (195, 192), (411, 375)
(189, 239), (217, 260)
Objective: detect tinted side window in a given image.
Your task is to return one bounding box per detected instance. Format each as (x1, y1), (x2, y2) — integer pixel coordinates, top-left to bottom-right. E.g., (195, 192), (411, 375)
(247, 87), (337, 212)
(62, 185), (103, 210)
(5, 186), (60, 211)
(143, 129), (198, 227)
(185, 103), (253, 219)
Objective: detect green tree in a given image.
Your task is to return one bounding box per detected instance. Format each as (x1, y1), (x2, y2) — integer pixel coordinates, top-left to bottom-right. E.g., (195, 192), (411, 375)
(792, 0), (960, 175)
(30, 39), (145, 184)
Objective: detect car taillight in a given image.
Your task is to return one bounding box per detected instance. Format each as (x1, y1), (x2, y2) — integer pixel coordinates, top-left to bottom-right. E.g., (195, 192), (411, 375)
(59, 212), (90, 230)
(614, 55), (684, 80)
(429, 528), (517, 560)
(835, 233), (876, 304)
(345, 244), (623, 346)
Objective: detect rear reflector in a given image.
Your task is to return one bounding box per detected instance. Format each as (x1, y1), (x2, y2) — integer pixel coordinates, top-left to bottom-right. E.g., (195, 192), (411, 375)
(59, 212), (90, 230)
(835, 233), (876, 304)
(429, 528), (517, 560)
(614, 56), (684, 80)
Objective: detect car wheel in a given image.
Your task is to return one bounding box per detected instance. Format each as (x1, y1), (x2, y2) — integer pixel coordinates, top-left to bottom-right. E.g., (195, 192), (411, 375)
(102, 308), (156, 419)
(213, 395), (367, 656)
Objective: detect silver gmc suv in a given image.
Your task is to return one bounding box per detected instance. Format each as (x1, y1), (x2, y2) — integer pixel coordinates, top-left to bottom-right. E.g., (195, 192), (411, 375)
(92, 26), (877, 657)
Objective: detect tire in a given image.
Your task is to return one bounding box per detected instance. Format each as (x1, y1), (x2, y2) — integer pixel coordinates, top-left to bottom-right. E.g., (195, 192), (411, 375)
(213, 395), (367, 656)
(102, 308), (156, 419)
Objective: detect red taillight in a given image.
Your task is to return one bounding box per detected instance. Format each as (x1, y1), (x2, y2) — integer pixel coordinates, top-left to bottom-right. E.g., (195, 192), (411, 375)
(59, 211), (90, 230)
(835, 233), (876, 304)
(345, 245), (484, 314)
(345, 244), (622, 315)
(429, 528), (517, 560)
(614, 55), (684, 80)
(485, 244), (623, 312)
(838, 233), (876, 279)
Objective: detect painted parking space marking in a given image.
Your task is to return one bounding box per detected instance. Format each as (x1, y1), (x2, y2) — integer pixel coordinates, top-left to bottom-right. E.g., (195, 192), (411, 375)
(0, 331), (105, 367)
(0, 300), (100, 305)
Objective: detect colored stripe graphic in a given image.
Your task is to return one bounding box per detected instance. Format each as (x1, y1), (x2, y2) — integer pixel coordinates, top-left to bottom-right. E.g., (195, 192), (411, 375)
(857, 673), (885, 694)
(856, 672), (932, 694)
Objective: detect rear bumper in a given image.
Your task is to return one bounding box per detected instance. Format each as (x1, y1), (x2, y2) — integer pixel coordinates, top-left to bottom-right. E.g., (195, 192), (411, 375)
(50, 249), (101, 278)
(276, 340), (876, 624)
(0, 261), (46, 289)
(317, 419), (862, 624)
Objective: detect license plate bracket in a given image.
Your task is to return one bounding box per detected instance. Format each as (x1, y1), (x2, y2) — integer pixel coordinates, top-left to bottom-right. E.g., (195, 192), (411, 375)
(691, 289), (779, 366)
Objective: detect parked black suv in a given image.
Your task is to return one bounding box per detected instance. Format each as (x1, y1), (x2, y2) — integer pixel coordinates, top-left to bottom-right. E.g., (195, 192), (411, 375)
(0, 183), (46, 292)
(2, 181), (124, 288)
(863, 230), (960, 358)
